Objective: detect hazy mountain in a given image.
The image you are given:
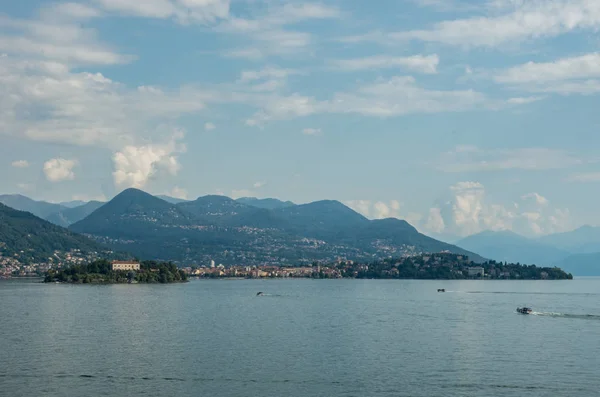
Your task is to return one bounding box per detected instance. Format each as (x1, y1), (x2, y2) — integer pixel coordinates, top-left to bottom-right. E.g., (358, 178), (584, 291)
(456, 230), (569, 266)
(156, 195), (189, 204)
(538, 225), (600, 253)
(45, 201), (105, 227)
(0, 194), (67, 219)
(236, 197), (295, 210)
(0, 203), (104, 262)
(58, 200), (88, 208)
(71, 189), (485, 265)
(552, 253), (600, 276)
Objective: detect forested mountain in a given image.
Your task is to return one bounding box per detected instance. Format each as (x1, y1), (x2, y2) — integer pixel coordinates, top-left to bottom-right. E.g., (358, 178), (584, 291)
(236, 197), (295, 209)
(0, 203), (105, 262)
(70, 188), (484, 266)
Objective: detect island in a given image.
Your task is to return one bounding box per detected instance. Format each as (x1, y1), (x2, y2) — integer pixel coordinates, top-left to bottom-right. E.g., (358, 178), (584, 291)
(43, 259), (188, 284)
(188, 253), (573, 280)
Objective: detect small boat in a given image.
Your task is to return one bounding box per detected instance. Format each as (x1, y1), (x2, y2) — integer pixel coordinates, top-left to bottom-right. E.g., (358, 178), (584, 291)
(517, 307), (533, 314)
(437, 289), (445, 292)
(256, 292), (264, 296)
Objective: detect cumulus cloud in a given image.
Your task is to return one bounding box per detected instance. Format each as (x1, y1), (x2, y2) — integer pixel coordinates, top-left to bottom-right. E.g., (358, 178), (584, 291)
(423, 182), (571, 237)
(11, 160), (29, 168)
(168, 186), (188, 200)
(204, 122), (216, 131)
(253, 181), (266, 189)
(43, 158), (76, 182)
(112, 132), (186, 189)
(346, 199), (423, 225)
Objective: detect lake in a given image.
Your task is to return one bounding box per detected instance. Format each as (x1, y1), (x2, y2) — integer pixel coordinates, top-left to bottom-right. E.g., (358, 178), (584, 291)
(1, 278), (599, 396)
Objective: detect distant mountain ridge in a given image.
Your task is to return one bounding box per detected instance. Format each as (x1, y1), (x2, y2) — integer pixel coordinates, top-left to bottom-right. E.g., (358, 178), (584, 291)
(0, 194), (67, 220)
(69, 188), (484, 266)
(457, 230), (570, 266)
(236, 197), (295, 210)
(456, 228), (600, 276)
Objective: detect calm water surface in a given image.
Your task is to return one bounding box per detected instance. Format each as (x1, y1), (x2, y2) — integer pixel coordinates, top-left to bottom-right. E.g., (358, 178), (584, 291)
(1, 278), (599, 396)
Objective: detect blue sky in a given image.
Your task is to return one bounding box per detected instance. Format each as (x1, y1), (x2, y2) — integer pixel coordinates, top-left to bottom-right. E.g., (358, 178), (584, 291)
(2, 0), (600, 239)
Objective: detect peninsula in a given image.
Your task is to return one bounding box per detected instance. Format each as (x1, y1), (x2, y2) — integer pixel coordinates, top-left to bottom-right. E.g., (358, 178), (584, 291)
(189, 253), (573, 280)
(44, 259), (188, 284)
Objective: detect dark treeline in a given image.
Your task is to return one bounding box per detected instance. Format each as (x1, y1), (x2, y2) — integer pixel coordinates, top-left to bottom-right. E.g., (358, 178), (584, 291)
(323, 254), (573, 280)
(44, 259), (188, 284)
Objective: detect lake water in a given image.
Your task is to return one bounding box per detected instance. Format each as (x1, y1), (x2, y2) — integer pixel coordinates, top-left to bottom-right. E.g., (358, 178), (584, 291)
(1, 278), (599, 397)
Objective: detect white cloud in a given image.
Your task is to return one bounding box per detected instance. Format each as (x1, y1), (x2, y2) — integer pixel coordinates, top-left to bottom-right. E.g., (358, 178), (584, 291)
(423, 181), (572, 237)
(11, 160), (29, 168)
(253, 181), (266, 189)
(495, 53), (600, 95)
(0, 14), (133, 66)
(168, 186), (188, 200)
(331, 54), (440, 74)
(95, 0), (230, 24)
(345, 200), (403, 220)
(43, 158), (76, 182)
(112, 132), (186, 189)
(244, 76), (487, 126)
(327, 76), (486, 117)
(521, 192), (549, 206)
(506, 96), (545, 104)
(439, 145), (583, 172)
(239, 66), (300, 82)
(425, 208), (446, 233)
(567, 172), (600, 182)
(496, 53), (600, 84)
(217, 3), (340, 59)
(391, 0), (600, 47)
(41, 3), (102, 20)
(204, 122), (216, 131)
(17, 183), (33, 191)
(0, 55), (204, 149)
(302, 128), (321, 135)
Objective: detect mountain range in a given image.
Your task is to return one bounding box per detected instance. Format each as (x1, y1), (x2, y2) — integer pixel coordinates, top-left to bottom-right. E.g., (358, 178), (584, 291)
(456, 229), (600, 275)
(66, 188), (484, 266)
(4, 190), (600, 274)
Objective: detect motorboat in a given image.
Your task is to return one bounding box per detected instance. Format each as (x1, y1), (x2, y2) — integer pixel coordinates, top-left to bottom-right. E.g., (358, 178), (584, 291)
(437, 289), (445, 292)
(517, 307), (533, 314)
(256, 291), (264, 296)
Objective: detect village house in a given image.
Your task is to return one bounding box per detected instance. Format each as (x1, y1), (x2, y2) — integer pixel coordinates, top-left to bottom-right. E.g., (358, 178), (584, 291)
(111, 260), (140, 271)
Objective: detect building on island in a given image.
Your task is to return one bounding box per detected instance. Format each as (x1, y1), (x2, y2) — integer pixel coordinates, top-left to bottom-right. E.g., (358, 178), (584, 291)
(111, 260), (140, 271)
(467, 266), (484, 277)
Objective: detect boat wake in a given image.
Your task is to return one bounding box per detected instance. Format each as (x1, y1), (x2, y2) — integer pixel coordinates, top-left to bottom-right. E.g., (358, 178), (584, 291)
(531, 312), (600, 321)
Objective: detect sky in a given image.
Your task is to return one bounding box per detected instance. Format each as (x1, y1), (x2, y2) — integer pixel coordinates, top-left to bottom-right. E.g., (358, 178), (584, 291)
(2, 0), (600, 239)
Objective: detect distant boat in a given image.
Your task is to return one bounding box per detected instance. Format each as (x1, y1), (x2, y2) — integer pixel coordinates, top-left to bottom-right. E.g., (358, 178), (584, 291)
(256, 292), (264, 296)
(437, 288), (445, 292)
(517, 307), (533, 314)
